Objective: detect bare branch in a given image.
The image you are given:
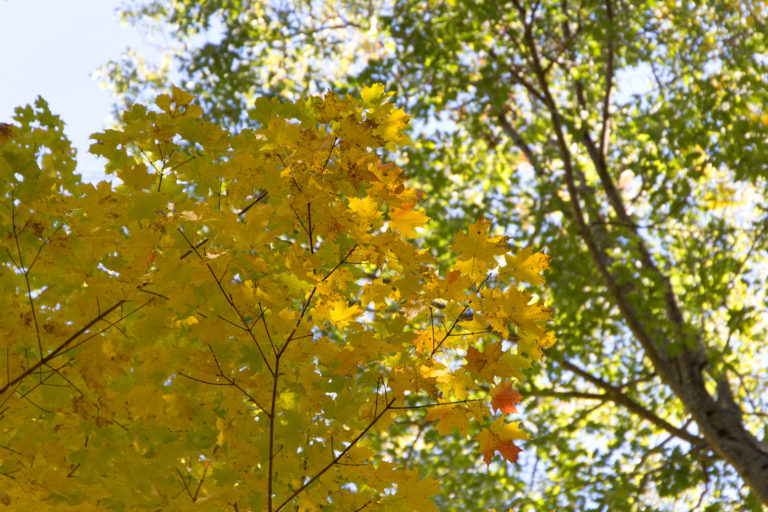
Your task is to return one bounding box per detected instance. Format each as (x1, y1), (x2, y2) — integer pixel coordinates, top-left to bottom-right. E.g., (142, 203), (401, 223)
(559, 359), (702, 444)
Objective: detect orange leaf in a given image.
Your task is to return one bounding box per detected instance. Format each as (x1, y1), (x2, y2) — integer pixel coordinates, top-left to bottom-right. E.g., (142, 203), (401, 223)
(477, 428), (524, 466)
(496, 440), (523, 463)
(477, 428), (496, 466)
(491, 381), (522, 414)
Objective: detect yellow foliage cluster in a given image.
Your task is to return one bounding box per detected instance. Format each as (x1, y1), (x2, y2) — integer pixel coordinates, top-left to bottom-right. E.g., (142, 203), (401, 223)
(0, 87), (552, 511)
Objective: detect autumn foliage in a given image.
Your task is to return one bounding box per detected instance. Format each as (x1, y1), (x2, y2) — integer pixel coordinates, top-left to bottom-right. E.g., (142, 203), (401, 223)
(0, 87), (552, 510)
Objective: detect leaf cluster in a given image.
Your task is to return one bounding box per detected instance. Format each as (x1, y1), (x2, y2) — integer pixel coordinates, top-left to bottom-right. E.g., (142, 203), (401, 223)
(0, 87), (552, 511)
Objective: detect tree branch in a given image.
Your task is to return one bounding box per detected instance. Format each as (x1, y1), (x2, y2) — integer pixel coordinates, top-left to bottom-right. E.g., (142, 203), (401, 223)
(557, 359), (702, 445)
(273, 398), (397, 512)
(0, 301), (127, 396)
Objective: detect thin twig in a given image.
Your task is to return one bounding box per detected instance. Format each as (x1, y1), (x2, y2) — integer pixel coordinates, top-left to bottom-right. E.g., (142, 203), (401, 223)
(273, 398), (397, 512)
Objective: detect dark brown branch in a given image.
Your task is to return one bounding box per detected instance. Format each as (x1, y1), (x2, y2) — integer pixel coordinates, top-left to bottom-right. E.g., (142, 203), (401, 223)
(525, 389), (606, 401)
(136, 287), (170, 300)
(56, 299), (153, 358)
(26, 224), (63, 272)
(307, 202), (314, 254)
(322, 244), (358, 282)
(558, 359), (702, 445)
(216, 314), (248, 332)
(237, 190), (269, 217)
(42, 361), (84, 396)
(67, 463), (81, 478)
(8, 198), (45, 373)
(0, 301), (126, 395)
(278, 288), (316, 358)
(267, 347), (280, 511)
(177, 372), (231, 386)
(352, 498), (376, 512)
(175, 467), (194, 501)
(10, 360), (75, 408)
(390, 398), (483, 410)
(258, 303), (277, 356)
(288, 201), (310, 240)
(179, 238), (209, 260)
(319, 138), (338, 178)
(205, 345), (269, 417)
(168, 154), (196, 174)
(273, 398), (397, 512)
(542, 25), (583, 75)
(431, 305), (469, 356)
(136, 147), (164, 192)
(599, 0), (615, 157)
(192, 445), (218, 501)
(497, 113), (545, 177)
(177, 228), (275, 377)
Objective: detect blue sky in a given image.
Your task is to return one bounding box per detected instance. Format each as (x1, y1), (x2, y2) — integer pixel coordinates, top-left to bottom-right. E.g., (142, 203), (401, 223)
(0, 0), (156, 182)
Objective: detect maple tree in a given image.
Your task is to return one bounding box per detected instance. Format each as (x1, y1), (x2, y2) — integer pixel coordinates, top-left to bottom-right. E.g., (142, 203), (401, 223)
(103, 0), (768, 509)
(0, 86), (552, 510)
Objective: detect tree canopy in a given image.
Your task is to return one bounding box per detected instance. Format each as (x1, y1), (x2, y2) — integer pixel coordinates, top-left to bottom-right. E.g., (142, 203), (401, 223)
(102, 0), (768, 509)
(0, 87), (553, 510)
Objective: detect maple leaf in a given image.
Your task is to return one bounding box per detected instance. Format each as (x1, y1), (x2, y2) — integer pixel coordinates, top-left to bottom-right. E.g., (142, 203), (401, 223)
(388, 470), (441, 512)
(496, 440), (523, 463)
(489, 417), (529, 442)
(464, 341), (523, 381)
(463, 346), (486, 375)
(376, 106), (412, 149)
(451, 218), (508, 263)
(490, 381), (522, 414)
(425, 405), (471, 436)
(502, 247), (551, 286)
(314, 299), (363, 329)
(389, 202), (429, 237)
(441, 370), (473, 401)
(477, 428), (497, 465)
(360, 83), (393, 105)
(477, 422), (526, 466)
(347, 196), (382, 227)
(439, 269), (472, 302)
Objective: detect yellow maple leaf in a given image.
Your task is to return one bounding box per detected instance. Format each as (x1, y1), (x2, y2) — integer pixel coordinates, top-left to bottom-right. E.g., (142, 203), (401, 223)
(443, 370), (473, 401)
(377, 107), (412, 148)
(389, 469), (441, 512)
(171, 84), (196, 107)
(360, 83), (392, 105)
(504, 247), (551, 285)
(452, 219), (508, 260)
(451, 219), (508, 280)
(425, 405), (471, 436)
(316, 299), (363, 329)
(389, 203), (429, 237)
(489, 416), (529, 442)
(464, 341), (524, 381)
(477, 428), (497, 465)
(347, 196), (383, 233)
